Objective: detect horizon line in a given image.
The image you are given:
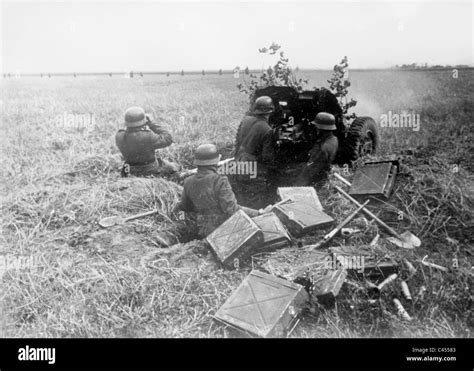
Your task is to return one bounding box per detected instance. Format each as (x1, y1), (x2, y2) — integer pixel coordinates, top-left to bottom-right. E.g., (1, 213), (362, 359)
(3, 65), (474, 77)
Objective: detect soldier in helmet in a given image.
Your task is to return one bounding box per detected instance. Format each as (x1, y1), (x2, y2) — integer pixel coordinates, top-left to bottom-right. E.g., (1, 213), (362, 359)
(232, 96), (277, 208)
(295, 112), (339, 186)
(115, 106), (179, 177)
(177, 144), (263, 238)
(234, 96), (275, 166)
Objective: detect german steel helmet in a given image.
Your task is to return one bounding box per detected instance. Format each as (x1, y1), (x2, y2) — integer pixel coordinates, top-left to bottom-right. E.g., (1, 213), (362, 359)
(253, 96), (275, 115)
(313, 112), (336, 131)
(124, 106), (146, 128)
(194, 144), (222, 166)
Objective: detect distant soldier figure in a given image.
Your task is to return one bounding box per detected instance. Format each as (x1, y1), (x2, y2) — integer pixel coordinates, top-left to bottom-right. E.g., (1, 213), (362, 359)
(232, 96), (277, 208)
(295, 112), (339, 186)
(177, 144), (262, 238)
(115, 106), (179, 177)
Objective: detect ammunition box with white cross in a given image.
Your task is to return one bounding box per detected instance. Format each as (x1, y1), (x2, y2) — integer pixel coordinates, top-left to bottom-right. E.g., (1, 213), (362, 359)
(273, 200), (334, 237)
(206, 210), (263, 269)
(251, 212), (292, 251)
(349, 160), (399, 201)
(214, 270), (309, 337)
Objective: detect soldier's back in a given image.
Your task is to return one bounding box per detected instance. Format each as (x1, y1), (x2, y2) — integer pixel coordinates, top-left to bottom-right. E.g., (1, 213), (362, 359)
(184, 171), (222, 213)
(236, 115), (272, 160)
(116, 127), (156, 165)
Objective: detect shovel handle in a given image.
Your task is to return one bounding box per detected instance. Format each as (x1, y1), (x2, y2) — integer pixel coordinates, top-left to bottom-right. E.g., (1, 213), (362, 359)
(334, 173), (352, 187)
(325, 199), (370, 240)
(306, 199), (369, 251)
(334, 185), (403, 240)
(124, 209), (159, 222)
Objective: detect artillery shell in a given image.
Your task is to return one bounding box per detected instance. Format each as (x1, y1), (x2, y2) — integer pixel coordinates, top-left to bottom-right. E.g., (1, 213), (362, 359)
(403, 259), (417, 275)
(416, 285), (427, 300)
(377, 273), (398, 291)
(369, 234), (380, 246)
(400, 281), (412, 301)
(393, 298), (412, 321)
(421, 260), (448, 272)
(366, 281), (378, 290)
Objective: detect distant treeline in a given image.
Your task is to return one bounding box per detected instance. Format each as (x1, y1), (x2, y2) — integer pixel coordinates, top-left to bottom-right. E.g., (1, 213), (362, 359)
(395, 64), (472, 70)
(2, 68), (252, 78)
(2, 66), (473, 78)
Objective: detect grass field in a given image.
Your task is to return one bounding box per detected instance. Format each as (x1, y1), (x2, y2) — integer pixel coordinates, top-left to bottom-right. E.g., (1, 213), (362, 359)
(1, 69), (473, 337)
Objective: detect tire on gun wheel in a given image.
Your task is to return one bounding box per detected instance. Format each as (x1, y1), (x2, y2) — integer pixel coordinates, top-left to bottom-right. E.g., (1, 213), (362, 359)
(339, 116), (379, 164)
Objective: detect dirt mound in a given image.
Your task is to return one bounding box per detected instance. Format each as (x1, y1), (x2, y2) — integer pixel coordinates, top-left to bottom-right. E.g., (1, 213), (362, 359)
(69, 154), (123, 178)
(104, 177), (182, 213)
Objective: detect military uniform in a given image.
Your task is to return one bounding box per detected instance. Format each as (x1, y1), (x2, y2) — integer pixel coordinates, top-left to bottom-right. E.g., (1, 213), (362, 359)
(295, 112), (339, 186)
(296, 134), (339, 186)
(115, 107), (178, 177)
(232, 96), (277, 209)
(178, 167), (259, 237)
(234, 114), (275, 166)
(177, 144), (259, 239)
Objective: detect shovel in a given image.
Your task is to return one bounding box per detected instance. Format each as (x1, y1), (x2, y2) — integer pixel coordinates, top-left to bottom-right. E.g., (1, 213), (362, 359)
(306, 200), (370, 251)
(99, 209), (159, 228)
(334, 184), (421, 249)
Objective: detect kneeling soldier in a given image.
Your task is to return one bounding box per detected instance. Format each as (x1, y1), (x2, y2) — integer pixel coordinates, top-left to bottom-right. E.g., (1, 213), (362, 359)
(177, 144), (262, 238)
(295, 112), (339, 186)
(116, 106), (179, 177)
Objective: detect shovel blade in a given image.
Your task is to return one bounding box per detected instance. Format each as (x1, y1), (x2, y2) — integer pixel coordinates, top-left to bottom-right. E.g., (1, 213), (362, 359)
(387, 231), (421, 249)
(98, 216), (124, 228)
(401, 231), (421, 247)
(387, 237), (412, 249)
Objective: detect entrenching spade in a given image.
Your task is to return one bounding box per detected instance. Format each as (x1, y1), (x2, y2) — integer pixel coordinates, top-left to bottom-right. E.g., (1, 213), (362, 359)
(98, 209), (160, 228)
(305, 200), (370, 251)
(333, 174), (421, 248)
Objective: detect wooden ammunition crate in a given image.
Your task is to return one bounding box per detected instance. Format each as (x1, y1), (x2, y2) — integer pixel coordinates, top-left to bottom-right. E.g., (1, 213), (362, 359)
(277, 187), (323, 211)
(273, 201), (334, 237)
(214, 270), (309, 338)
(252, 212), (291, 251)
(349, 160), (399, 201)
(206, 210), (263, 269)
(312, 267), (347, 307)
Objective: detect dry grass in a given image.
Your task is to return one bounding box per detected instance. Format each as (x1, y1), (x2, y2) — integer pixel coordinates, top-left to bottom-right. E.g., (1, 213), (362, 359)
(0, 71), (473, 338)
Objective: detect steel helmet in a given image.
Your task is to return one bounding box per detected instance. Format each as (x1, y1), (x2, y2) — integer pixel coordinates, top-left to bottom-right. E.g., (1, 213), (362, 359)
(253, 96), (274, 115)
(194, 144), (222, 166)
(124, 106), (146, 128)
(313, 112), (336, 131)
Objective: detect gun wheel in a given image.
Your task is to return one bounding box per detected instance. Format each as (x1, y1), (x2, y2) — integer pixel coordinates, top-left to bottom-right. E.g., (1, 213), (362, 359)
(340, 116), (379, 164)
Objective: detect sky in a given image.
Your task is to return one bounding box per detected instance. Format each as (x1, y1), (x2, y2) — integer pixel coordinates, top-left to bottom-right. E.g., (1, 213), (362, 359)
(1, 0), (473, 74)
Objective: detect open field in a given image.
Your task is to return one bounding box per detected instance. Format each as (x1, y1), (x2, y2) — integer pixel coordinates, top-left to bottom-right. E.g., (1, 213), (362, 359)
(1, 69), (473, 337)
